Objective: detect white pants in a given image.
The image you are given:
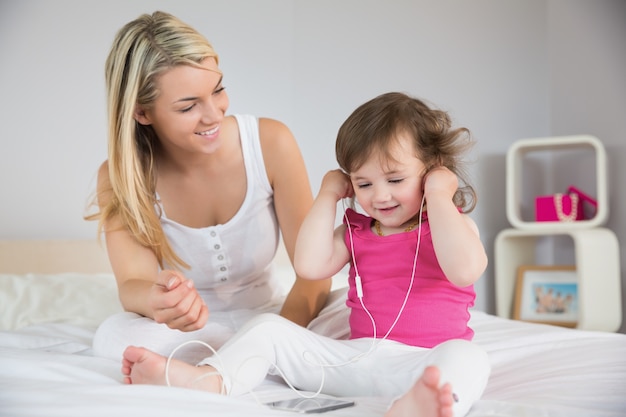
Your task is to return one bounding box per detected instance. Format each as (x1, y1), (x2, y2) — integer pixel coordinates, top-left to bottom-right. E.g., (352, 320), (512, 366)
(199, 313), (490, 417)
(92, 288), (350, 363)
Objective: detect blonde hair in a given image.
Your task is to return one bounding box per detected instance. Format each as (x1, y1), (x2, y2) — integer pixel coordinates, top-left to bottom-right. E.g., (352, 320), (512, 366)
(87, 11), (219, 269)
(336, 92), (477, 212)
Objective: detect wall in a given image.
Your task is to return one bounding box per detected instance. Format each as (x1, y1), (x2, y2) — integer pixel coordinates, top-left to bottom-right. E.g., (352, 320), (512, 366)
(548, 0), (626, 332)
(0, 1), (623, 328)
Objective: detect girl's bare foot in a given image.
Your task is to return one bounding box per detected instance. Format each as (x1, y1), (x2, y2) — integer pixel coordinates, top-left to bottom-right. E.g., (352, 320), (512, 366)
(385, 366), (455, 417)
(122, 346), (223, 393)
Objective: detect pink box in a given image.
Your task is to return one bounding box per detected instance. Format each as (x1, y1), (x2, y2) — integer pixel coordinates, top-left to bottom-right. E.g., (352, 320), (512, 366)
(535, 186), (597, 222)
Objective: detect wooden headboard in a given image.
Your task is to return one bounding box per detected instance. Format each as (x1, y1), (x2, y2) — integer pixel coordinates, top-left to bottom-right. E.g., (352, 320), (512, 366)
(0, 239), (112, 274)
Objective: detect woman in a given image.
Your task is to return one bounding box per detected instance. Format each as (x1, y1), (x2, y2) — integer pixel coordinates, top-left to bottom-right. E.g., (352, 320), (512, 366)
(88, 11), (347, 363)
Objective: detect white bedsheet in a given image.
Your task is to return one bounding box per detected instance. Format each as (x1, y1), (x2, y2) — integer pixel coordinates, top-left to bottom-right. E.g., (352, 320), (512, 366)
(1, 313), (625, 417)
(0, 323), (386, 417)
(1, 272), (625, 417)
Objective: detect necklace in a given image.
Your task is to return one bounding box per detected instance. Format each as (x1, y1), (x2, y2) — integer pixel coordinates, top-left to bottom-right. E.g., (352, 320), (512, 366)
(554, 193), (579, 222)
(374, 218), (420, 236)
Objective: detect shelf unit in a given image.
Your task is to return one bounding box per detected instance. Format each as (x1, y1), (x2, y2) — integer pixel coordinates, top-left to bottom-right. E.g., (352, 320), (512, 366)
(506, 135), (608, 230)
(495, 135), (622, 332)
(495, 227), (621, 331)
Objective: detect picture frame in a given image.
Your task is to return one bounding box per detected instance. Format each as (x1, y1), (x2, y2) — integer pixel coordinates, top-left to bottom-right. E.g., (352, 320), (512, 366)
(513, 265), (578, 328)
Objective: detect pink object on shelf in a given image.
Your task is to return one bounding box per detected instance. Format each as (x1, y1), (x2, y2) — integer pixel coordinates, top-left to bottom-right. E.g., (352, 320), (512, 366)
(535, 186), (597, 222)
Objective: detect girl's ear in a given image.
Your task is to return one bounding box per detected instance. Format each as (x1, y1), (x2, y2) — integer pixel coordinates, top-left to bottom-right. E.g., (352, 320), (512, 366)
(133, 105), (151, 126)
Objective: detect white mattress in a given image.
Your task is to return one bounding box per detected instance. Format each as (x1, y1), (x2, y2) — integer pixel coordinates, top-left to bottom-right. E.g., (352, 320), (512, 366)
(1, 272), (625, 417)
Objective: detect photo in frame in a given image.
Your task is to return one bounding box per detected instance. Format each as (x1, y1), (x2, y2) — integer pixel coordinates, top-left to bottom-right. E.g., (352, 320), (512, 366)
(513, 265), (578, 328)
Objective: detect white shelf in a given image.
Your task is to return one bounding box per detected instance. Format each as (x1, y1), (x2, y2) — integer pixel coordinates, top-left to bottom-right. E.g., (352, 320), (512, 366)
(506, 134), (608, 231)
(496, 135), (621, 332)
(494, 227), (621, 332)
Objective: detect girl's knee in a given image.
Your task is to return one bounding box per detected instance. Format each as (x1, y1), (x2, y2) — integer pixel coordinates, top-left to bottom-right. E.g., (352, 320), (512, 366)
(427, 339), (491, 378)
(235, 313), (295, 341)
(241, 312), (288, 329)
(435, 339), (487, 361)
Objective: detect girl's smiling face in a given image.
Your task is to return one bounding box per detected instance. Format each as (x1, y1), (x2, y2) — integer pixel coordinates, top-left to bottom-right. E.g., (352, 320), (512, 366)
(349, 133), (426, 231)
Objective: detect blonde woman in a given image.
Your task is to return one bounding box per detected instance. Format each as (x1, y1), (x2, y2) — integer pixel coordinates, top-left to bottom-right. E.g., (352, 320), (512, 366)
(88, 11), (346, 363)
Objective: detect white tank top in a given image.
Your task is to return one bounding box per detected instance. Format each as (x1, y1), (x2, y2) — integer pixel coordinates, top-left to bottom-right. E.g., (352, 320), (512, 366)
(158, 115), (283, 311)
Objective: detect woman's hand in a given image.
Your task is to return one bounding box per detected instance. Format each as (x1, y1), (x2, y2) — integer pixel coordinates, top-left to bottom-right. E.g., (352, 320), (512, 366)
(149, 270), (209, 331)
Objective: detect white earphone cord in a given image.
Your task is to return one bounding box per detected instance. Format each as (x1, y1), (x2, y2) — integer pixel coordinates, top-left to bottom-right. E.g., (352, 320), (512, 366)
(163, 196), (425, 403)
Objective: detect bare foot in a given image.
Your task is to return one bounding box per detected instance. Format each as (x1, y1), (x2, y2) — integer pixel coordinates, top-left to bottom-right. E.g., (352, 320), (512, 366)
(385, 366), (454, 417)
(121, 346), (223, 393)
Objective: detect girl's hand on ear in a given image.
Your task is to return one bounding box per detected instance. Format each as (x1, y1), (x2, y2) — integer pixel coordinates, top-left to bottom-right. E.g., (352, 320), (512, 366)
(319, 169), (354, 201)
(423, 166), (458, 202)
(149, 270), (209, 331)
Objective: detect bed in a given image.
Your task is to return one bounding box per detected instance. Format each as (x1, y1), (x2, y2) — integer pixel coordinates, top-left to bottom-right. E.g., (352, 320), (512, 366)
(1, 239), (625, 417)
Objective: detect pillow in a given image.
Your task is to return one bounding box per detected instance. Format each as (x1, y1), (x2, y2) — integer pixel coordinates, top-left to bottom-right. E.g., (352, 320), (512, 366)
(0, 273), (123, 331)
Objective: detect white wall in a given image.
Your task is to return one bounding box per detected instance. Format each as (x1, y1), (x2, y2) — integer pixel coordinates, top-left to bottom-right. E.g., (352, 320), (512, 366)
(0, 0), (623, 328)
(547, 0), (626, 332)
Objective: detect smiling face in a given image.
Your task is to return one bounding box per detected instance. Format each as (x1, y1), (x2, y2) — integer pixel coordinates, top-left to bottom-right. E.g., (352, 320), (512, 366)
(134, 57), (229, 156)
(349, 133), (427, 230)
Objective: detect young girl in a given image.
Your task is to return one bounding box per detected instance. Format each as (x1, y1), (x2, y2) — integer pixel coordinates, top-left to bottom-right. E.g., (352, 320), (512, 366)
(121, 92), (491, 417)
(87, 11), (345, 364)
